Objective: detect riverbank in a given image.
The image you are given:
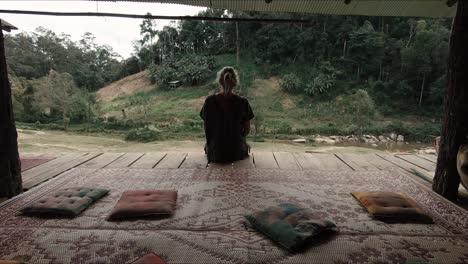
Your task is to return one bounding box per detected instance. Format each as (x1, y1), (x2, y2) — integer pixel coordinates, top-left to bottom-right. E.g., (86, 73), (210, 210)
(18, 129), (435, 154)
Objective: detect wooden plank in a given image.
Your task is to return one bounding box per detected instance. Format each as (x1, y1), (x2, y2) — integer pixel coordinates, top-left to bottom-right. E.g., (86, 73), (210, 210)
(335, 153), (380, 171)
(233, 155), (255, 169)
(105, 153), (144, 168)
(155, 152), (187, 169)
(253, 152), (279, 169)
(23, 152), (101, 190)
(377, 153), (433, 174)
(417, 154), (438, 163)
(130, 152), (166, 169)
(395, 154), (436, 171)
(273, 152), (301, 169)
(294, 153), (320, 169)
(20, 153), (45, 158)
(180, 152), (208, 169)
(22, 152), (87, 181)
(78, 153), (124, 169)
(295, 153), (353, 171)
(364, 154), (399, 170)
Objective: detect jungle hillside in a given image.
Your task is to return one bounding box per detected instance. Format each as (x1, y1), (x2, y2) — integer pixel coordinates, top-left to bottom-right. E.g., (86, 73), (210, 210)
(5, 10), (450, 152)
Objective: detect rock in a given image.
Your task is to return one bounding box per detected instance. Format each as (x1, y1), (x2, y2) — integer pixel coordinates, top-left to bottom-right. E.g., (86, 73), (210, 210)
(371, 144), (378, 147)
(424, 148), (437, 154)
(314, 138), (326, 144)
(390, 133), (398, 141)
(397, 135), (404, 142)
(293, 138), (307, 143)
(323, 138), (336, 144)
(378, 135), (388, 142)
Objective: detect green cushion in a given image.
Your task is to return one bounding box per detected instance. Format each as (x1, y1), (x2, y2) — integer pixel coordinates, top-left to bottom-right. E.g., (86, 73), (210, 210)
(20, 187), (109, 217)
(245, 203), (336, 252)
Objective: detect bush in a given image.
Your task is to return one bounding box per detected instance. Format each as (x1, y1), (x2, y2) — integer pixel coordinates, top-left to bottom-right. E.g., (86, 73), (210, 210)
(280, 73), (302, 92)
(335, 89), (377, 130)
(149, 64), (177, 88)
(125, 127), (163, 142)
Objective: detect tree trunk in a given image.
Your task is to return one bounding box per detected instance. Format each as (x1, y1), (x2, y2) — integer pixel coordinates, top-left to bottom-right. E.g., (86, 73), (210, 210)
(433, 2), (468, 202)
(342, 40), (347, 58)
(419, 73), (425, 107)
(63, 108), (68, 132)
(236, 22), (240, 66)
(0, 22), (22, 198)
(356, 64), (360, 82)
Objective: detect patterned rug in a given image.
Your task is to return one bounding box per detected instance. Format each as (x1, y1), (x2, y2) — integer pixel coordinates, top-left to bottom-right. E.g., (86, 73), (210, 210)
(20, 157), (54, 172)
(0, 168), (467, 264)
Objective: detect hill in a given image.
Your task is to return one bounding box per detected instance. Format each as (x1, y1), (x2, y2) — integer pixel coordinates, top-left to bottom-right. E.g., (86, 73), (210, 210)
(97, 70), (155, 102)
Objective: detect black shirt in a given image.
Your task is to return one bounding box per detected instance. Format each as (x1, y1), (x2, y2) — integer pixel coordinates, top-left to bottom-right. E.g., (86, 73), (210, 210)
(200, 93), (254, 163)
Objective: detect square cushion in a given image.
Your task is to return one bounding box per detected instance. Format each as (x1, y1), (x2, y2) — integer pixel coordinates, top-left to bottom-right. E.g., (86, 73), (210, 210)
(352, 191), (433, 223)
(130, 252), (167, 264)
(244, 203), (336, 252)
(20, 187), (109, 217)
(107, 190), (177, 220)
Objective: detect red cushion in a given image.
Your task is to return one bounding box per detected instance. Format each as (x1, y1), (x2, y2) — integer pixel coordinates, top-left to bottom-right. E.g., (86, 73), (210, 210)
(107, 190), (177, 220)
(130, 252), (167, 264)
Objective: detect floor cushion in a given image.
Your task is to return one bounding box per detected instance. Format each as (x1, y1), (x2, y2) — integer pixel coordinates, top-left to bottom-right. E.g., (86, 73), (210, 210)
(244, 203), (336, 252)
(352, 191), (433, 223)
(20, 187), (109, 217)
(0, 260), (20, 264)
(107, 190), (177, 221)
(130, 252), (167, 264)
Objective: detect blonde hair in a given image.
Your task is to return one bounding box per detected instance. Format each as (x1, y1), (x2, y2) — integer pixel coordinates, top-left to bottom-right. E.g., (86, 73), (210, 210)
(217, 66), (239, 94)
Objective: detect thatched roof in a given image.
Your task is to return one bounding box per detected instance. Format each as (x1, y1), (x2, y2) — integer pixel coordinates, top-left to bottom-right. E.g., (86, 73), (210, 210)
(0, 18), (18, 32)
(94, 0), (457, 17)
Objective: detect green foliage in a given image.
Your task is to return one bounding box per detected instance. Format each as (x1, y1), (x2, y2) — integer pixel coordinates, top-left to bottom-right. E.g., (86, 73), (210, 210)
(149, 64), (177, 87)
(335, 89), (377, 130)
(280, 73), (302, 92)
(148, 55), (218, 88)
(125, 127), (163, 142)
(305, 73), (335, 96)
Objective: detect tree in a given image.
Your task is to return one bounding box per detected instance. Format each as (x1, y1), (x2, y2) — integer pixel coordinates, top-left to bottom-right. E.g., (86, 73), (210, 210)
(140, 13), (158, 46)
(348, 20), (384, 81)
(433, 2), (468, 201)
(33, 70), (82, 131)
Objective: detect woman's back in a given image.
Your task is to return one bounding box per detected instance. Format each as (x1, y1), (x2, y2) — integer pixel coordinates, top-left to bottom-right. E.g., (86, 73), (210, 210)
(200, 93), (254, 163)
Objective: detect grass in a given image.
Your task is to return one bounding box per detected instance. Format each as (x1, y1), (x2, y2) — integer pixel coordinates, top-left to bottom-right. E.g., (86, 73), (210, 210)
(18, 54), (441, 145)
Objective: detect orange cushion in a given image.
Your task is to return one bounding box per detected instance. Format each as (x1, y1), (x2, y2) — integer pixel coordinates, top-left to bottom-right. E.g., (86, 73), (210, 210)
(107, 190), (177, 221)
(352, 191), (433, 223)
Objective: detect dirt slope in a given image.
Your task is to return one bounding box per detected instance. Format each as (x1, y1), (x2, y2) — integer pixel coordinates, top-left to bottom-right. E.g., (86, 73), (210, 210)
(97, 70), (155, 102)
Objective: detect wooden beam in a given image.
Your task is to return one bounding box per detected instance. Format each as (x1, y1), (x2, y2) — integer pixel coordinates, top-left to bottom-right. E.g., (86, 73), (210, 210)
(0, 10), (308, 24)
(433, 1), (468, 201)
(0, 21), (22, 198)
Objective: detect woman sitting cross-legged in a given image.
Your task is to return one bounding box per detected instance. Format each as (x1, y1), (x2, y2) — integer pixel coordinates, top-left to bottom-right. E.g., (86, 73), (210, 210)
(200, 66), (255, 163)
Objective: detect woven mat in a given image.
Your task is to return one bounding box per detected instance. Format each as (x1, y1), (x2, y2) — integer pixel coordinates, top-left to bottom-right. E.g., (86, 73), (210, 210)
(0, 168), (467, 264)
(20, 157), (54, 172)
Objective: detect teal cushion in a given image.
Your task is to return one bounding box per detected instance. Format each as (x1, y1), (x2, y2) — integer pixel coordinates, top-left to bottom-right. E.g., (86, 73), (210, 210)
(20, 187), (109, 217)
(245, 203), (336, 252)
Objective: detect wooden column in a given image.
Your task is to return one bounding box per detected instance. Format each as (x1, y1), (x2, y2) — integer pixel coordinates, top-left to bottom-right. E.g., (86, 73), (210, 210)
(433, 2), (468, 201)
(0, 22), (22, 198)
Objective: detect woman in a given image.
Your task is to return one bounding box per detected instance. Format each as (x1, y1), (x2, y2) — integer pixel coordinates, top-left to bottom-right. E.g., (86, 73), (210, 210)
(200, 67), (254, 163)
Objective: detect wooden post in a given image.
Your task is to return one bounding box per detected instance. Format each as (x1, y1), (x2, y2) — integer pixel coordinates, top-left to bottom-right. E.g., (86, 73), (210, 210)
(0, 21), (22, 198)
(433, 2), (468, 201)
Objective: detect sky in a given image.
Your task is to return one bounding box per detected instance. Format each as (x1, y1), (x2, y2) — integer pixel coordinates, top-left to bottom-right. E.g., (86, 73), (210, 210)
(0, 1), (205, 59)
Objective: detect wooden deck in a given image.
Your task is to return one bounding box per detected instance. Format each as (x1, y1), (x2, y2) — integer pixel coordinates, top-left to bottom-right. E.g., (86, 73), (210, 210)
(10, 151), (468, 208)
